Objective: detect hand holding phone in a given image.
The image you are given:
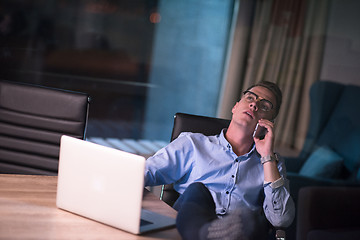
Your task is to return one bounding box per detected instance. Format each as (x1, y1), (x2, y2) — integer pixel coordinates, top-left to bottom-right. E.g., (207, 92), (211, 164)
(253, 120), (275, 159)
(253, 123), (268, 140)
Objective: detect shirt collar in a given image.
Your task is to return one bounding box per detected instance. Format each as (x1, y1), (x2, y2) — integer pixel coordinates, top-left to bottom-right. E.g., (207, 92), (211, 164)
(219, 129), (257, 157)
(219, 128), (230, 148)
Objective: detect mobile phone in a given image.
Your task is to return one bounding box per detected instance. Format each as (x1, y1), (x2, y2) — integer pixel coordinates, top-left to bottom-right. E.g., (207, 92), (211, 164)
(253, 123), (267, 139)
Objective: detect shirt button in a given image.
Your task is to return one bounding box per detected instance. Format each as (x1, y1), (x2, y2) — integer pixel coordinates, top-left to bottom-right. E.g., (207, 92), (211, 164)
(226, 191), (229, 194)
(235, 159), (239, 162)
(231, 175), (235, 178)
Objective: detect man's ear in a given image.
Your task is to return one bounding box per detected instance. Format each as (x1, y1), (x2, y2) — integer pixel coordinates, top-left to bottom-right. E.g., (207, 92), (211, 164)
(232, 102), (239, 114)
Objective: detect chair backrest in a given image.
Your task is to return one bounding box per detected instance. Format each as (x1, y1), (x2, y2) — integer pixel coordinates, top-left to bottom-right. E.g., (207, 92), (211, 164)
(161, 112), (230, 206)
(299, 80), (344, 160)
(0, 80), (90, 175)
(316, 83), (360, 174)
(299, 81), (360, 175)
(170, 112), (231, 141)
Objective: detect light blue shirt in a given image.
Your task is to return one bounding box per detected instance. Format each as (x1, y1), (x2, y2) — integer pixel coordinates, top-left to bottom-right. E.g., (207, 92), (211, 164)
(145, 130), (295, 227)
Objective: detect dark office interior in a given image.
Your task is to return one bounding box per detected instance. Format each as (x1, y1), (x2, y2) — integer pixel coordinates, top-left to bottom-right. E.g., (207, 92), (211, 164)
(0, 0), (359, 239)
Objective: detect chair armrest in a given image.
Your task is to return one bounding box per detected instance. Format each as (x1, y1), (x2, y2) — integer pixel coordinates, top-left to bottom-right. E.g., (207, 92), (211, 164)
(287, 173), (360, 187)
(287, 173), (360, 203)
(297, 186), (360, 240)
(160, 184), (180, 207)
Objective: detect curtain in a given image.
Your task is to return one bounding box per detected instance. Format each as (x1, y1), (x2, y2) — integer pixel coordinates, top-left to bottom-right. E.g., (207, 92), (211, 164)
(219, 0), (330, 152)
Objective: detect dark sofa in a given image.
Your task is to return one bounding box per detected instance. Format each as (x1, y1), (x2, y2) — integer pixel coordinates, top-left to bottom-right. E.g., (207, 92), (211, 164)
(296, 186), (360, 240)
(283, 80), (360, 239)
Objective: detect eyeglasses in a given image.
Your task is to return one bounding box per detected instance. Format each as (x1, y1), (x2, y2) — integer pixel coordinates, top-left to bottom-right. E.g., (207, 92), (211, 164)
(242, 90), (274, 112)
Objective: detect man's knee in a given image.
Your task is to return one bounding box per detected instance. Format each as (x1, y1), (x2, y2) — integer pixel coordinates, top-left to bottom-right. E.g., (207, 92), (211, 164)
(174, 182), (213, 211)
(183, 182), (214, 205)
(185, 182), (207, 193)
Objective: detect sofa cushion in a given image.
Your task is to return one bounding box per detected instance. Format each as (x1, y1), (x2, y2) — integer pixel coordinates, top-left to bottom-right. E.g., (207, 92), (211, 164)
(356, 168), (360, 182)
(299, 146), (343, 178)
(317, 84), (360, 172)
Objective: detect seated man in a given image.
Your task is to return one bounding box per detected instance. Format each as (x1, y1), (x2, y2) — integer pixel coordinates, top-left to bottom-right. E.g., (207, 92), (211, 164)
(145, 81), (295, 240)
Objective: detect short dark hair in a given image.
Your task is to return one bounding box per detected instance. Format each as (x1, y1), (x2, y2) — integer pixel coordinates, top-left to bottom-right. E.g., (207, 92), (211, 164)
(245, 81), (282, 118)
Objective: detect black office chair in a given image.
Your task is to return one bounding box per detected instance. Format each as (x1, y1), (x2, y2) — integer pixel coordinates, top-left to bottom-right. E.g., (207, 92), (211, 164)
(160, 112), (230, 206)
(0, 80), (90, 175)
(160, 112), (286, 240)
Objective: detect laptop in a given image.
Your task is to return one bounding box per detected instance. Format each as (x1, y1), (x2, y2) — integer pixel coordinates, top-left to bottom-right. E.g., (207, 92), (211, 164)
(56, 135), (176, 234)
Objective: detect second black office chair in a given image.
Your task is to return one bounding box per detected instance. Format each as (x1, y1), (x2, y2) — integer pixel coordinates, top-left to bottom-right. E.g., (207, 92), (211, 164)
(0, 80), (90, 175)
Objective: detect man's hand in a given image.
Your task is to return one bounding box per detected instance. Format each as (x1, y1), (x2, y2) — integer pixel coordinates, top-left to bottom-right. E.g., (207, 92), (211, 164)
(253, 119), (274, 158)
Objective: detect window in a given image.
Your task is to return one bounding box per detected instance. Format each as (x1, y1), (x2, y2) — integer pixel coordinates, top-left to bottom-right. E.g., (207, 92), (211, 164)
(0, 0), (236, 142)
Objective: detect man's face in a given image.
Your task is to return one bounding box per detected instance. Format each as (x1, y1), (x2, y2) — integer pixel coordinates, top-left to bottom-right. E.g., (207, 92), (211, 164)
(231, 86), (277, 129)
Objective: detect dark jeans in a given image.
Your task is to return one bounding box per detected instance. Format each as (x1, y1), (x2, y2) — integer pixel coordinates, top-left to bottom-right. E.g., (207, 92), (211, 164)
(175, 182), (268, 240)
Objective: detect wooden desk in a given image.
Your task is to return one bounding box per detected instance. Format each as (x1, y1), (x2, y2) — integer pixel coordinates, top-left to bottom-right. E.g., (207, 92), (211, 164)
(0, 174), (180, 240)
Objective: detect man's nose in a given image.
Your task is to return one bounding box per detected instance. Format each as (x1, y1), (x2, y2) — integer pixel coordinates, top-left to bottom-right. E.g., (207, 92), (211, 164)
(249, 101), (259, 111)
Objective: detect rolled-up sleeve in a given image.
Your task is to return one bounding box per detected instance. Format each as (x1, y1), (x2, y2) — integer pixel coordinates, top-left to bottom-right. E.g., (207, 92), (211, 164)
(263, 160), (296, 227)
